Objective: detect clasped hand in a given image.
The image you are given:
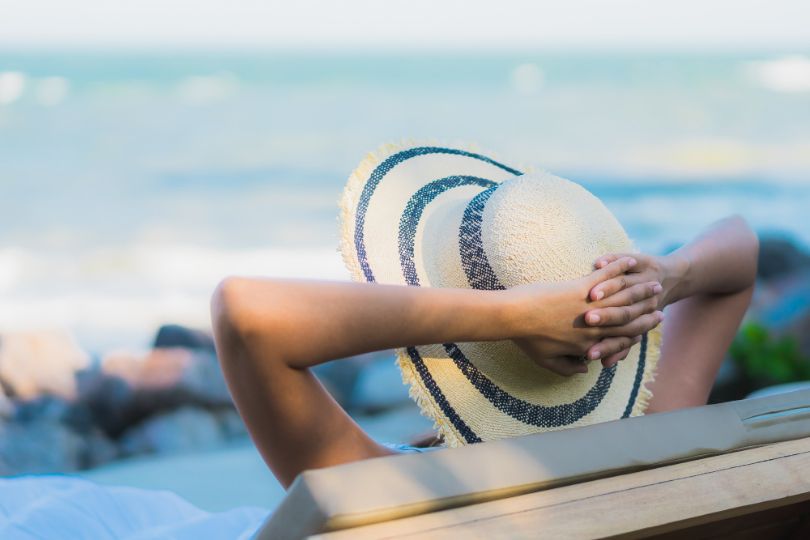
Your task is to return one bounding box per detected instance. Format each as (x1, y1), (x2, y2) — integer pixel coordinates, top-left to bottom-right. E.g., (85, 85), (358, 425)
(510, 255), (666, 377)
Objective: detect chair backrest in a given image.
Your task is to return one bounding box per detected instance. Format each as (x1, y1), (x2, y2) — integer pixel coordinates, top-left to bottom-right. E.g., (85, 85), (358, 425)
(254, 389), (810, 540)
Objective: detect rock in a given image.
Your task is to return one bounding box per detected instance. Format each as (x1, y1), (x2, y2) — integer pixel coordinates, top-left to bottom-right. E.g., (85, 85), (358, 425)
(101, 348), (231, 405)
(350, 354), (410, 413)
(14, 395), (75, 423)
(101, 348), (192, 391)
(215, 408), (248, 439)
(757, 236), (810, 283)
(174, 350), (232, 405)
(81, 348), (233, 437)
(0, 389), (12, 420)
(153, 324), (216, 352)
(313, 350), (390, 407)
(0, 330), (91, 401)
(751, 269), (810, 354)
(81, 428), (119, 468)
(118, 406), (226, 456)
(76, 368), (138, 437)
(0, 383), (118, 471)
(0, 419), (85, 474)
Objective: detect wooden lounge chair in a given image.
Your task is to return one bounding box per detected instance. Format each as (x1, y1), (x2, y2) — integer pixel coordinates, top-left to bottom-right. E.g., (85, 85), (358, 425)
(255, 389), (810, 539)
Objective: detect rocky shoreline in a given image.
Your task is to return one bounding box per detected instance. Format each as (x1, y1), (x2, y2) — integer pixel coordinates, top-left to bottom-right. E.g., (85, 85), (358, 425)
(0, 323), (410, 476)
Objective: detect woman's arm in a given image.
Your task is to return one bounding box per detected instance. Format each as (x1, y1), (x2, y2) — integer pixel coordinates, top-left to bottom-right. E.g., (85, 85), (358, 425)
(213, 256), (662, 377)
(211, 257), (662, 485)
(589, 215), (758, 310)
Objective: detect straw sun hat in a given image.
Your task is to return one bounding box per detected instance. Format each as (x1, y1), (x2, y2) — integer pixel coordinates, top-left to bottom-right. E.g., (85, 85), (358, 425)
(339, 144), (661, 447)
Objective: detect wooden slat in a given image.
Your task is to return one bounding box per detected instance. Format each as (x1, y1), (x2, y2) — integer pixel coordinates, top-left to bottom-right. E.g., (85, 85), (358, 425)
(312, 437), (810, 539)
(653, 499), (810, 539)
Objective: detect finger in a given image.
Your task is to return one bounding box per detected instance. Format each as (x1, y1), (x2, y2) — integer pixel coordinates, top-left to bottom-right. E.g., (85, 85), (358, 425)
(591, 280), (663, 309)
(586, 256), (637, 290)
(596, 281), (662, 309)
(586, 336), (635, 362)
(604, 311), (665, 338)
(585, 283), (662, 325)
(601, 335), (641, 368)
(593, 253), (621, 269)
(601, 347), (631, 369)
(589, 271), (654, 302)
(594, 253), (641, 270)
(586, 295), (660, 327)
(542, 357), (588, 377)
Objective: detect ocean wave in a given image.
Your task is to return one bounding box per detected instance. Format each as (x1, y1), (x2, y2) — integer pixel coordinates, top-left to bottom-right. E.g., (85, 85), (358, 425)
(0, 245), (349, 351)
(744, 55), (810, 93)
(0, 71), (27, 105)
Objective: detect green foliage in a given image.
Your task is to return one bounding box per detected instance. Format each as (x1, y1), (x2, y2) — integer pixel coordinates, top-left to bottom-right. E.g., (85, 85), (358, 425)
(730, 322), (810, 386)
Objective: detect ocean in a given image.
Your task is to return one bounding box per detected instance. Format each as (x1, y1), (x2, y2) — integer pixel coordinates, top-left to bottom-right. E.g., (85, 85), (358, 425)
(1, 50), (809, 352)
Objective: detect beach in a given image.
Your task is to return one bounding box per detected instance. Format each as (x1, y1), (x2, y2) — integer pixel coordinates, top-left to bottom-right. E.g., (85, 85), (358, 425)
(1, 49), (810, 528)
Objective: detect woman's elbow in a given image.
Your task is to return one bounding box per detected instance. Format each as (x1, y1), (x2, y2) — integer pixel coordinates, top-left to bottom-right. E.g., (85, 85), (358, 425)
(211, 276), (266, 345)
(727, 215), (760, 284)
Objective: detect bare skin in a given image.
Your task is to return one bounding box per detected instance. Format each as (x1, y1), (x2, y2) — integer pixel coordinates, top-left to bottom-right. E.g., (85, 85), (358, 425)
(211, 216), (757, 488)
(590, 215), (759, 411)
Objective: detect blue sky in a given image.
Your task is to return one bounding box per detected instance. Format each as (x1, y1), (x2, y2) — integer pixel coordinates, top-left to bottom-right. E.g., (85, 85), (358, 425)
(2, 0), (810, 50)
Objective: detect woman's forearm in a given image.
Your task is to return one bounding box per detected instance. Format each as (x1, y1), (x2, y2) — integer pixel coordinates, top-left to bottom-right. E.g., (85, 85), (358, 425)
(215, 278), (510, 369)
(668, 215), (759, 302)
(212, 256), (661, 374)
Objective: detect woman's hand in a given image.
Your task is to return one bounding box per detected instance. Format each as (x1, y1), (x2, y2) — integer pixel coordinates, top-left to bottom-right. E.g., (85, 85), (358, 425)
(509, 257), (664, 377)
(581, 252), (689, 369)
(590, 252), (689, 309)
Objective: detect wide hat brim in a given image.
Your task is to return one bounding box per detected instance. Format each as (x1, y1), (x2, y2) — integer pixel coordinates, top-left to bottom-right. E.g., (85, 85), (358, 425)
(339, 144), (660, 446)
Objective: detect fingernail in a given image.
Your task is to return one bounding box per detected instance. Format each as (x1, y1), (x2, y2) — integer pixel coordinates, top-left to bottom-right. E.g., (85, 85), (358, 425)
(653, 284), (663, 294)
(590, 350), (601, 360)
(657, 311), (665, 322)
(628, 258), (637, 267)
(595, 290), (605, 300)
(588, 313), (601, 324)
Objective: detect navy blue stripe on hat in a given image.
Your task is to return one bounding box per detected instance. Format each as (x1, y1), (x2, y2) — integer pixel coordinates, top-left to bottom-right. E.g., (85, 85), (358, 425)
(442, 342), (616, 428)
(622, 332), (648, 418)
(459, 186), (505, 291)
(398, 176), (497, 287)
(354, 147), (521, 284)
(406, 346), (482, 443)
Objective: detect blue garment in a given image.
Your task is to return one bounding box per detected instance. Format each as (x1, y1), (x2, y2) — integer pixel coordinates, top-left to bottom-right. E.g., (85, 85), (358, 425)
(382, 442), (443, 454)
(0, 476), (266, 539)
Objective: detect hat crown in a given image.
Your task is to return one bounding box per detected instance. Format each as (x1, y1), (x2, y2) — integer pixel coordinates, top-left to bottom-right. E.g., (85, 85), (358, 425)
(482, 172), (633, 287)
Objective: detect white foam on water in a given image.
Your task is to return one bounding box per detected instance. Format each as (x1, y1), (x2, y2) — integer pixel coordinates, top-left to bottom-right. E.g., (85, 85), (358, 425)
(745, 55), (810, 93)
(0, 244), (350, 352)
(0, 71), (27, 105)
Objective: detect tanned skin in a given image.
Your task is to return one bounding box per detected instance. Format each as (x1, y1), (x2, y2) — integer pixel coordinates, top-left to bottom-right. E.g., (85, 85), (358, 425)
(211, 216), (757, 487)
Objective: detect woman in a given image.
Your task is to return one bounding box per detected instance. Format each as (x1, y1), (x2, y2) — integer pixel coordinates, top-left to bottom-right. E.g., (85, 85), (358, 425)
(210, 156), (758, 489)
